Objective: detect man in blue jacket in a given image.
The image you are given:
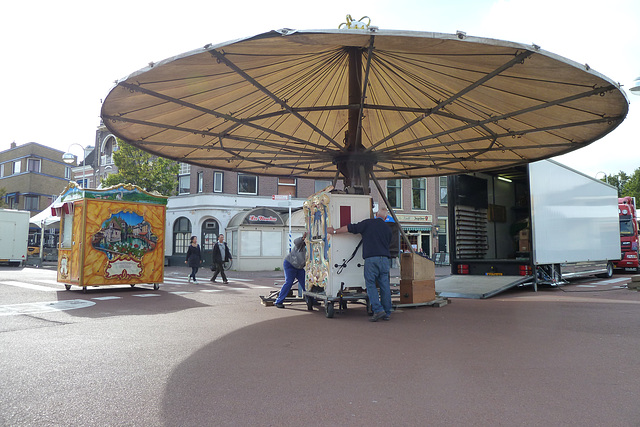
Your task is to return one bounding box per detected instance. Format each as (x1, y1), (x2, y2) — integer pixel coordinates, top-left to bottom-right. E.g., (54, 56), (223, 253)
(327, 206), (392, 322)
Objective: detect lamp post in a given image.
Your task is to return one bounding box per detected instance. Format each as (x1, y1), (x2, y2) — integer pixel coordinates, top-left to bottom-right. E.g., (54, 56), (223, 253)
(595, 171), (607, 183)
(63, 144), (88, 188)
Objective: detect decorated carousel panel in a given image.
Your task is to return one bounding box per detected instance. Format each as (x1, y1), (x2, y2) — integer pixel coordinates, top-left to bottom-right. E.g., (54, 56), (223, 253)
(55, 182), (167, 291)
(303, 190), (372, 298)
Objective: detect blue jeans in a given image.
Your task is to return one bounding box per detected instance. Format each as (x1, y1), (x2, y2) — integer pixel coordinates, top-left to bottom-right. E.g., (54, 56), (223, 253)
(190, 267), (199, 280)
(364, 256), (391, 315)
(276, 259), (306, 304)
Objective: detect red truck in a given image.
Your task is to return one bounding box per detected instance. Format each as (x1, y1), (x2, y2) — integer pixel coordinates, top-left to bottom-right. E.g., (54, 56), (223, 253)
(614, 197), (639, 272)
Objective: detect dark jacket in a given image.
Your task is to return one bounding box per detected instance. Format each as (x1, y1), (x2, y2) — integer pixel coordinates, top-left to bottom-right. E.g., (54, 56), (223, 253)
(186, 244), (202, 267)
(347, 217), (392, 259)
(212, 242), (232, 263)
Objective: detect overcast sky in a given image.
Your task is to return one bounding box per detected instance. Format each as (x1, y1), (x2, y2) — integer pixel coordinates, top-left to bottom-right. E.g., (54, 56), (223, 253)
(2, 0), (638, 178)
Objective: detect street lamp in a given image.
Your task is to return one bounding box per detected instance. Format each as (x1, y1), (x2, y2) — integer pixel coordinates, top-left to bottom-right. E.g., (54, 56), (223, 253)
(63, 143), (88, 188)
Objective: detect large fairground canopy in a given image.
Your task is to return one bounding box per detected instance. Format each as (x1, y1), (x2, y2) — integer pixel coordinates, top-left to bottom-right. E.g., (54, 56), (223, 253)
(101, 24), (628, 192)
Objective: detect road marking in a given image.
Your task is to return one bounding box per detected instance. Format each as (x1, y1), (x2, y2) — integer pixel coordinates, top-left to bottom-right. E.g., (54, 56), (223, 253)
(200, 289), (223, 293)
(36, 279), (65, 286)
(169, 291), (193, 295)
(132, 294), (161, 298)
(577, 285), (597, 288)
(92, 296), (121, 301)
(598, 278), (629, 285)
(0, 281), (58, 292)
(0, 299), (95, 316)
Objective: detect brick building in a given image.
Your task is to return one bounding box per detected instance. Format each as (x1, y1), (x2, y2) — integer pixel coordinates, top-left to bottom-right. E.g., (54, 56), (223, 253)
(0, 142), (71, 212)
(165, 164), (448, 269)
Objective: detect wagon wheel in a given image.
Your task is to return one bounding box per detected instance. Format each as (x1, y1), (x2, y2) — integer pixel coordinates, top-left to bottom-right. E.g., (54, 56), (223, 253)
(340, 300), (348, 311)
(64, 284), (71, 291)
(130, 284), (136, 288)
(153, 283), (160, 290)
(366, 299), (373, 316)
(305, 296), (314, 311)
(325, 302), (335, 318)
(82, 286), (87, 293)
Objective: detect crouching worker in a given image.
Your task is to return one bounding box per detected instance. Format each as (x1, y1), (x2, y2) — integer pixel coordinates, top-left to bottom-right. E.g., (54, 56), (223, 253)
(275, 232), (307, 308)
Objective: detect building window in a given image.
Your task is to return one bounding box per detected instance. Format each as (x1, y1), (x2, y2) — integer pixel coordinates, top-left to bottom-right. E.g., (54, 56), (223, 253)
(412, 178), (426, 210)
(197, 172), (204, 193)
(173, 217), (192, 255)
(24, 195), (39, 211)
(386, 179), (402, 209)
(6, 193), (19, 209)
(13, 160), (21, 175)
(238, 174), (258, 195)
(178, 176), (190, 195)
(439, 176), (448, 205)
(65, 166), (71, 180)
(314, 180), (332, 193)
(277, 177), (296, 197)
(214, 171), (223, 193)
(178, 163), (191, 195)
(27, 158), (41, 173)
(102, 136), (117, 165)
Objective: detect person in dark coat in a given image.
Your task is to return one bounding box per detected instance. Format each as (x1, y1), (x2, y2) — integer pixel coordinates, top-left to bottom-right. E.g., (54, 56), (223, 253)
(210, 233), (232, 284)
(184, 236), (202, 284)
(327, 207), (392, 322)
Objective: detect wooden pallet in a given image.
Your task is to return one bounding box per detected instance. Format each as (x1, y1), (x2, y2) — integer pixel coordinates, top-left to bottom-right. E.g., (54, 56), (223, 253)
(392, 296), (450, 309)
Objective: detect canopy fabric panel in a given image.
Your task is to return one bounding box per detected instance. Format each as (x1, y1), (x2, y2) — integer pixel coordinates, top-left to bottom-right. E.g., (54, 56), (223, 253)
(101, 29), (628, 179)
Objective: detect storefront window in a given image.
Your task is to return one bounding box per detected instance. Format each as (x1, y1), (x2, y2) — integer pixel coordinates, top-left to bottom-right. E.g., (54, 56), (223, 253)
(262, 231), (282, 256)
(173, 217), (192, 255)
(241, 230), (261, 256)
(61, 211), (73, 248)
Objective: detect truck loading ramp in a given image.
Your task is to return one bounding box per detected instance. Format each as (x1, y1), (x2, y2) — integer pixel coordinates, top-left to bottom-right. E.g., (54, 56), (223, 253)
(436, 275), (533, 299)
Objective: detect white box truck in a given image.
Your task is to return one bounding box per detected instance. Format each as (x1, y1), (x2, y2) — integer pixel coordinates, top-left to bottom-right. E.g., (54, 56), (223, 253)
(0, 209), (30, 266)
(438, 160), (620, 298)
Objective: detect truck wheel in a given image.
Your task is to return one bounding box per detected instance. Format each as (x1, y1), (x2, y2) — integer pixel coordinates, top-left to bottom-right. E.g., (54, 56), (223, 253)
(596, 262), (613, 278)
(64, 284), (71, 291)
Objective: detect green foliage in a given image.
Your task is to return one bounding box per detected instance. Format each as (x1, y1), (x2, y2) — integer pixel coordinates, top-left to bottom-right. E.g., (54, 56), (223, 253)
(622, 168), (640, 201)
(600, 168), (640, 200)
(102, 139), (180, 196)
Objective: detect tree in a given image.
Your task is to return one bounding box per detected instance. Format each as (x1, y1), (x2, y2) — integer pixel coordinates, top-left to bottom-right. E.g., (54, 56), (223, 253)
(102, 139), (180, 196)
(600, 171), (630, 197)
(621, 167), (640, 201)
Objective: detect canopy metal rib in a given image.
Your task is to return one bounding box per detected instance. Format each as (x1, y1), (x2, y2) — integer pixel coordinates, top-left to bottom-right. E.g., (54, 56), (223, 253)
(102, 113), (323, 156)
(209, 49), (344, 150)
(114, 82), (330, 152)
(378, 84), (619, 154)
(365, 50), (534, 153)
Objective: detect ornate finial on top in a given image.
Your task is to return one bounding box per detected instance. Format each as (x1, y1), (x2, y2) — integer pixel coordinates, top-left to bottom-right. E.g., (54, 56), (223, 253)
(339, 15), (371, 30)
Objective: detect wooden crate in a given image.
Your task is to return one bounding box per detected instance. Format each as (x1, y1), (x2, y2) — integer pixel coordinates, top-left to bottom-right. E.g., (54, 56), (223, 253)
(400, 252), (435, 280)
(399, 279), (436, 304)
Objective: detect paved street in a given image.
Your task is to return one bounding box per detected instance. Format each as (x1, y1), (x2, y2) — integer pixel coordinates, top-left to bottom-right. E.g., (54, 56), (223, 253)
(1, 264), (639, 426)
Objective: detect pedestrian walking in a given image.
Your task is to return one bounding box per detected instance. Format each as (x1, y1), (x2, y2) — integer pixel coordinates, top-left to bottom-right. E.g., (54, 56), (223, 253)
(327, 206), (392, 322)
(185, 236), (202, 284)
(210, 234), (232, 284)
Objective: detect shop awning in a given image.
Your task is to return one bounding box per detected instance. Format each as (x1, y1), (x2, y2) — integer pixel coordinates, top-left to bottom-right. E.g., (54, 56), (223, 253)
(403, 226), (432, 232)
